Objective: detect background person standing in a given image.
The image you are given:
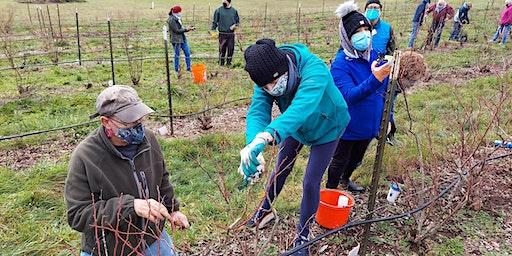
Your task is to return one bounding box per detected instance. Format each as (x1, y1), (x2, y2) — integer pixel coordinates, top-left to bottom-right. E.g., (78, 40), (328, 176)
(409, 0), (431, 48)
(449, 2), (472, 41)
(425, 0), (455, 48)
(364, 0), (396, 56)
(490, 0), (512, 45)
(211, 0), (240, 67)
(167, 6), (195, 77)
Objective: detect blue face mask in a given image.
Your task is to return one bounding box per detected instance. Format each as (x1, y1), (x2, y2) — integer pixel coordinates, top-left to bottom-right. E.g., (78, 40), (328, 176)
(351, 31), (372, 51)
(365, 9), (381, 21)
(265, 74), (288, 97)
(116, 123), (146, 145)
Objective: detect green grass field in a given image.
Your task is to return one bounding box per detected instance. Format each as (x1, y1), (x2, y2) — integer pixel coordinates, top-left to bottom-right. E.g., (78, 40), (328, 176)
(1, 0), (512, 255)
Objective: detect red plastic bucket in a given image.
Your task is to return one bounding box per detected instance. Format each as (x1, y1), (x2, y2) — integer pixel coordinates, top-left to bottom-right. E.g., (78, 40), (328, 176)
(316, 189), (354, 229)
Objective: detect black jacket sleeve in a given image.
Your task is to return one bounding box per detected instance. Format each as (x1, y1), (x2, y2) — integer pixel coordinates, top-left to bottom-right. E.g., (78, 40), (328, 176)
(386, 28), (397, 55)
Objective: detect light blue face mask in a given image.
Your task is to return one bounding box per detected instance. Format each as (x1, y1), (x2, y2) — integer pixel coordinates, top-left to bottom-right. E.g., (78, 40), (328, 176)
(265, 75), (288, 97)
(351, 31), (372, 51)
(365, 9), (381, 21)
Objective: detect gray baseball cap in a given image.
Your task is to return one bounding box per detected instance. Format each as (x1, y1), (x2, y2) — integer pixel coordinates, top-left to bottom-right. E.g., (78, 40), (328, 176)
(90, 85), (154, 123)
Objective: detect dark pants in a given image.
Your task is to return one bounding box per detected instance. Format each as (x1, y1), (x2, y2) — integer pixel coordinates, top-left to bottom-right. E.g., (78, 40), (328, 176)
(389, 89), (399, 139)
(258, 137), (339, 237)
(326, 139), (372, 189)
(218, 32), (235, 66)
(432, 21), (445, 48)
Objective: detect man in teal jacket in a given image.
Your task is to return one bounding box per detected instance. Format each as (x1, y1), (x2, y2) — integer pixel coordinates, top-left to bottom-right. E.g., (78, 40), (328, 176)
(239, 39), (350, 255)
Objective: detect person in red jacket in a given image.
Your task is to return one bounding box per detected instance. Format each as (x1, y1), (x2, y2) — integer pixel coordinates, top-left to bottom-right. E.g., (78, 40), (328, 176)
(426, 0), (455, 48)
(490, 0), (512, 44)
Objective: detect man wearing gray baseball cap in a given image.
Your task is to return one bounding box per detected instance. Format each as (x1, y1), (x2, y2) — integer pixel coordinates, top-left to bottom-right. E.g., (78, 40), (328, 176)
(65, 85), (189, 256)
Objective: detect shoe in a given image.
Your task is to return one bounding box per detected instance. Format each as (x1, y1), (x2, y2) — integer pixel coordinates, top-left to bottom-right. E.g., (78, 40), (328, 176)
(291, 235), (310, 256)
(386, 135), (402, 147)
(246, 209), (275, 230)
(386, 134), (402, 146)
(341, 179), (364, 192)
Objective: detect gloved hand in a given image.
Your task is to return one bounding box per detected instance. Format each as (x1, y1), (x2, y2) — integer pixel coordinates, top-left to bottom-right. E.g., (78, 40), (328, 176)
(230, 24), (238, 31)
(371, 60), (393, 82)
(239, 132), (273, 181)
(238, 153), (266, 184)
(209, 31), (218, 39)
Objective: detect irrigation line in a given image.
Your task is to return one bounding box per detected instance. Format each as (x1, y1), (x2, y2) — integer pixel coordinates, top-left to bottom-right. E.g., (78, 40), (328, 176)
(282, 149), (512, 255)
(0, 97), (250, 142)
(0, 120), (97, 141)
(0, 54), (248, 71)
(152, 97), (251, 119)
(281, 174), (462, 256)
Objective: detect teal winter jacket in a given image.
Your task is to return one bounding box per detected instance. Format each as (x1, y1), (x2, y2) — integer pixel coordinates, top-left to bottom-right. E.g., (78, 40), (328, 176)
(245, 44), (350, 146)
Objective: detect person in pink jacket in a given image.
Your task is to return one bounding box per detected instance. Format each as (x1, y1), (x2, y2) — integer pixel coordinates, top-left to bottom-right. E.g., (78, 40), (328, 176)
(491, 0), (512, 44)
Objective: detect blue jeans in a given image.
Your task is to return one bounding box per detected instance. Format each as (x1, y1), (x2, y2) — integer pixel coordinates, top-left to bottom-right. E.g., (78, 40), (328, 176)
(450, 21), (462, 40)
(173, 41), (191, 72)
(408, 22), (421, 48)
(492, 25), (511, 44)
(80, 230), (177, 256)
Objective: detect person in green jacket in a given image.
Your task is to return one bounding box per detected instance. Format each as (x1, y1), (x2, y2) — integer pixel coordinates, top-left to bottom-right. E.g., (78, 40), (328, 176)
(211, 0), (240, 66)
(65, 85), (189, 256)
(239, 39), (350, 255)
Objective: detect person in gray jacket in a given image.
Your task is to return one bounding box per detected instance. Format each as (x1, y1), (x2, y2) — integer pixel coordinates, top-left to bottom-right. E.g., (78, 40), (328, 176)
(167, 6), (195, 74)
(65, 85), (189, 256)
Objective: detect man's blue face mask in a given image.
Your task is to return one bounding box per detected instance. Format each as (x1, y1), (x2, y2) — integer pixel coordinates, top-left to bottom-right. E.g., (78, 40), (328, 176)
(109, 120), (146, 145)
(116, 123), (145, 145)
(365, 8), (381, 22)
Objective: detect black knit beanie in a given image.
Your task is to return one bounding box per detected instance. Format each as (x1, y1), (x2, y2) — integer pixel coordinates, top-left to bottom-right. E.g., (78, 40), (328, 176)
(342, 11), (372, 39)
(365, 0), (382, 9)
(244, 39), (288, 87)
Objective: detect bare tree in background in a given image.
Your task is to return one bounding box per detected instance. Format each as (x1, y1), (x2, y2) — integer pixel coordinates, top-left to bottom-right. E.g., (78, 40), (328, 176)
(122, 16), (144, 86)
(0, 9), (29, 95)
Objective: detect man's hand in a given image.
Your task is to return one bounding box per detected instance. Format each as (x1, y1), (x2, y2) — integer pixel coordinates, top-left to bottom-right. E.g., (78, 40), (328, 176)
(169, 211), (190, 230)
(187, 26), (195, 31)
(134, 199), (171, 224)
(371, 61), (393, 82)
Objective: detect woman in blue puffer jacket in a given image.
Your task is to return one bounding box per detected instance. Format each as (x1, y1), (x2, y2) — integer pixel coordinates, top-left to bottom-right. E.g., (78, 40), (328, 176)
(326, 1), (392, 192)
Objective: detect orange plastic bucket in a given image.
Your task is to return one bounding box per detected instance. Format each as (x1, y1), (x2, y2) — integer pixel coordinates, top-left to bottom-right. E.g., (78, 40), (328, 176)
(191, 63), (207, 84)
(316, 189), (354, 229)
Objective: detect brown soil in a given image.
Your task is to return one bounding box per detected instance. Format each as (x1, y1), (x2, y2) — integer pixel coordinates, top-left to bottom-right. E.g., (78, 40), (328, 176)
(0, 137), (79, 170)
(407, 62), (510, 94)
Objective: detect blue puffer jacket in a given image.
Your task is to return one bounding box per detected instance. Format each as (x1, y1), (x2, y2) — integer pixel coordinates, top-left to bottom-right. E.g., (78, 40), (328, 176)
(371, 19), (393, 55)
(245, 44), (350, 146)
(330, 48), (388, 141)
